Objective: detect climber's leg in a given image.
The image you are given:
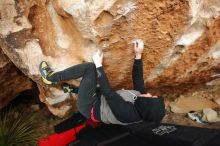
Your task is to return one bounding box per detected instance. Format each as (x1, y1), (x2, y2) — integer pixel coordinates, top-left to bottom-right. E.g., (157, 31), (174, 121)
(76, 63), (99, 118)
(39, 61), (98, 118)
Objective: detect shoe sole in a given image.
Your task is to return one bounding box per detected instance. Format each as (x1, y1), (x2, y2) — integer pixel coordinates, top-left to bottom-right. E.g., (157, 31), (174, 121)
(39, 61), (52, 85)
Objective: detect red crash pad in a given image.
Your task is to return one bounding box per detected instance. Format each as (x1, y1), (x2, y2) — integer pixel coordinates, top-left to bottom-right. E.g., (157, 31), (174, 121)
(39, 119), (101, 146)
(39, 124), (86, 146)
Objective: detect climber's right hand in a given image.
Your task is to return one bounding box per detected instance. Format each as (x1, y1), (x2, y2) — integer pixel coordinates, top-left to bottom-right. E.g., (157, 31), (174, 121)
(92, 50), (103, 68)
(133, 39), (144, 59)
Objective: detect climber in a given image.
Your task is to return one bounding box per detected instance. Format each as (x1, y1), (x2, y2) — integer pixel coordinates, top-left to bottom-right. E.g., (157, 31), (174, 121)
(39, 39), (165, 125)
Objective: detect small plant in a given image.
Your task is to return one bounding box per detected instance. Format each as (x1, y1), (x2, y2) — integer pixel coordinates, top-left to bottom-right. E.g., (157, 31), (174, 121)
(0, 108), (41, 146)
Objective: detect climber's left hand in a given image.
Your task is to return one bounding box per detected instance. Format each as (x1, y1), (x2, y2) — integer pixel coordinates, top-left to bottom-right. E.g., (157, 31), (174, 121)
(92, 50), (103, 68)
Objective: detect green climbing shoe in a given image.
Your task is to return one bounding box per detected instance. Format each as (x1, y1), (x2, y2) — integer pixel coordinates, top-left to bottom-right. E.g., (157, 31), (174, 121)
(39, 61), (55, 85)
(62, 83), (79, 93)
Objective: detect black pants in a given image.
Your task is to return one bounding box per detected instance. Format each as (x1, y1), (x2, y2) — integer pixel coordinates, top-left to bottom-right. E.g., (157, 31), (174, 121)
(47, 63), (99, 118)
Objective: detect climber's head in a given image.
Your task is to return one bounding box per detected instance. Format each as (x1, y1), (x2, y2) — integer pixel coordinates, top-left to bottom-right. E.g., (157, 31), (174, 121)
(134, 96), (165, 123)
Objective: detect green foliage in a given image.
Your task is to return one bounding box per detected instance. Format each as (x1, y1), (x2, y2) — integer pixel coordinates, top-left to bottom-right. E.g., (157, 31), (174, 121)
(0, 108), (41, 146)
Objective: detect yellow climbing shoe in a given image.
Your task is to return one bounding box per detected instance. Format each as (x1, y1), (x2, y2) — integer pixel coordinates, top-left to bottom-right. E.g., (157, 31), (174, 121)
(39, 61), (55, 85)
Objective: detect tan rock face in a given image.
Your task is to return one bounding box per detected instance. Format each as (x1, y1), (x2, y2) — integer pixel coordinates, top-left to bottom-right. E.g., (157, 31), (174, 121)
(170, 96), (219, 114)
(0, 49), (33, 108)
(1, 0), (220, 117)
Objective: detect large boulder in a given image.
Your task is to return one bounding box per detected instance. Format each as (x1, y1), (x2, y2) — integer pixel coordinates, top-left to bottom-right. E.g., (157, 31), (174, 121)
(0, 0), (220, 117)
(0, 48), (33, 108)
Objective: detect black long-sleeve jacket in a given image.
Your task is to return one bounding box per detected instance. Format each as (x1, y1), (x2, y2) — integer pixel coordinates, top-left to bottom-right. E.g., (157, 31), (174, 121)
(96, 59), (145, 123)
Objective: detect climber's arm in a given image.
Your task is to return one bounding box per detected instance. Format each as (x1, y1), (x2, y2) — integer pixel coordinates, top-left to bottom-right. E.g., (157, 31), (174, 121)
(92, 50), (141, 122)
(132, 39), (146, 93)
(132, 59), (145, 93)
(92, 50), (112, 95)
